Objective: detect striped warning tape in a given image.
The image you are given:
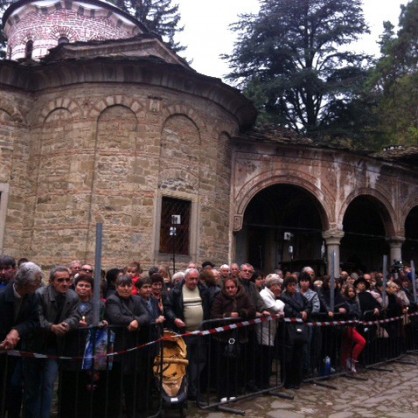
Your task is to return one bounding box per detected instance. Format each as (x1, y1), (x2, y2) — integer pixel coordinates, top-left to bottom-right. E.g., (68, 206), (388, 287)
(1, 311), (417, 361)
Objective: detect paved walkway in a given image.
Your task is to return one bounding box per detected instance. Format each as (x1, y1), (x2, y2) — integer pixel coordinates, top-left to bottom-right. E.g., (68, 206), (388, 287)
(187, 355), (418, 418)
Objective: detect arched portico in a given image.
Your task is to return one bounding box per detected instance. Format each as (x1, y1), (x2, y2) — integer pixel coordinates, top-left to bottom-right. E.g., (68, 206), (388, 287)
(233, 180), (330, 274)
(231, 138), (417, 276)
(233, 172), (332, 232)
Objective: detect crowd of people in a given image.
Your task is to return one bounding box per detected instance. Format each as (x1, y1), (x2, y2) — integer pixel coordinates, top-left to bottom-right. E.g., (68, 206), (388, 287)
(0, 255), (417, 417)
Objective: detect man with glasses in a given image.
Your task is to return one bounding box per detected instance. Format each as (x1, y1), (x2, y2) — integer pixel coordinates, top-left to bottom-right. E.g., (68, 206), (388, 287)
(78, 264), (94, 280)
(29, 266), (80, 418)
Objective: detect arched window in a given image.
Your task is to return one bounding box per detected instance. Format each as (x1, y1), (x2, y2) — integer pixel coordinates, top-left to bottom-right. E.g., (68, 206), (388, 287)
(25, 40), (33, 59)
(58, 36), (69, 45)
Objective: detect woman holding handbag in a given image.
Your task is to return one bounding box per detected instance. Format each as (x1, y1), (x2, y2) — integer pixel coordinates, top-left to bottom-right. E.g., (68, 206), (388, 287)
(211, 277), (256, 401)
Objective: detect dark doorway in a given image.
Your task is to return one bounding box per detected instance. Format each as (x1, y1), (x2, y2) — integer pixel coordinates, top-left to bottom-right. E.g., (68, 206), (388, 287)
(236, 185), (325, 274)
(341, 196), (389, 272)
(403, 206), (418, 267)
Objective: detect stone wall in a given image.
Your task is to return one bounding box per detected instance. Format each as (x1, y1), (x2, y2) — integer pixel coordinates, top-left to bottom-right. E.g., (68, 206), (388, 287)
(0, 76), (241, 271)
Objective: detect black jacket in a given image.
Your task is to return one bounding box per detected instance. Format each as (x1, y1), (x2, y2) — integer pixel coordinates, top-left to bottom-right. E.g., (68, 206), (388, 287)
(318, 287), (349, 316)
(33, 285), (80, 353)
(105, 294), (149, 327)
(357, 291), (381, 318)
(105, 293), (150, 373)
(280, 291), (312, 319)
(344, 297), (362, 319)
(210, 285), (256, 343)
(165, 281), (210, 331)
(0, 282), (39, 349)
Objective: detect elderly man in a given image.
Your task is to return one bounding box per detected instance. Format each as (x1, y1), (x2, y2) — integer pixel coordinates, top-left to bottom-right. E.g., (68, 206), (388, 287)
(68, 260), (81, 282)
(165, 268), (210, 400)
(0, 262), (42, 418)
(238, 263), (270, 392)
(302, 266), (316, 280)
(230, 263), (240, 279)
(219, 264), (230, 282)
(238, 263), (269, 315)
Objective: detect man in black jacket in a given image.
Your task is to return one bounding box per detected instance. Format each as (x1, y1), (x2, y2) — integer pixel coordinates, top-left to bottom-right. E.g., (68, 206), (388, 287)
(0, 261), (42, 418)
(27, 265), (80, 418)
(165, 268), (210, 399)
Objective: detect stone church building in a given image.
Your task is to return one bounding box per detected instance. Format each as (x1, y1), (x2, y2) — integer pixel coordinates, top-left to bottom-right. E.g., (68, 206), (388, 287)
(1, 0), (417, 275)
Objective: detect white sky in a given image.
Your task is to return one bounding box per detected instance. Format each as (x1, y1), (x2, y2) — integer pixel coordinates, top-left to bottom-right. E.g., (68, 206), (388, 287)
(176, 0), (410, 81)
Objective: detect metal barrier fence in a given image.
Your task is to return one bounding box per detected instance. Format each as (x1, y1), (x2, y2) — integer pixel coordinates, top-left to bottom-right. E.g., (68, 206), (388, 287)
(1, 312), (417, 417)
(0, 324), (165, 418)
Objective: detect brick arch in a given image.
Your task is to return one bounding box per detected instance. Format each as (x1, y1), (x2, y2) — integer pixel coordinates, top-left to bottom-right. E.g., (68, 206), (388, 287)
(339, 188), (397, 237)
(161, 113), (200, 139)
(0, 101), (24, 123)
(160, 103), (205, 134)
(234, 171), (332, 232)
(36, 97), (82, 124)
(400, 197), (418, 236)
(89, 96), (144, 119)
(51, 26), (79, 42)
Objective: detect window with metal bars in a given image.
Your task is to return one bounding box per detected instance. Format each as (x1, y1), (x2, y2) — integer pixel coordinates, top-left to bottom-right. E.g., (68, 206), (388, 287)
(159, 197), (191, 255)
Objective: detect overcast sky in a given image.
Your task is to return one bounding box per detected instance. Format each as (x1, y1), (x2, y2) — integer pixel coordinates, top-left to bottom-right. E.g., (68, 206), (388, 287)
(176, 0), (410, 81)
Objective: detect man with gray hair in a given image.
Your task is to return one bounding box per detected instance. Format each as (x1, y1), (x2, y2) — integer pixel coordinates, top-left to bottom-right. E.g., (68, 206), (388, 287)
(302, 266), (315, 278)
(165, 268), (210, 400)
(0, 261), (42, 418)
(219, 264), (230, 282)
(238, 263), (270, 392)
(28, 265), (80, 418)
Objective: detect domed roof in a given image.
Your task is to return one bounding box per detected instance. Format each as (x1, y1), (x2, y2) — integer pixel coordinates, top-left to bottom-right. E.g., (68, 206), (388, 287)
(3, 0), (148, 61)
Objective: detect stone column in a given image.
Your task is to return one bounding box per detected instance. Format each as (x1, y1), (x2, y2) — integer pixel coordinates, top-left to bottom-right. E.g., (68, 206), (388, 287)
(387, 236), (405, 265)
(322, 229), (345, 278)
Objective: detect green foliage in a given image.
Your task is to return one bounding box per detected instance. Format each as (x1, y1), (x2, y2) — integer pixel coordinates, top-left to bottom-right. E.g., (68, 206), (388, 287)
(0, 2), (12, 59)
(0, 24), (5, 59)
(369, 0), (418, 148)
(112, 0), (184, 52)
(224, 0), (372, 142)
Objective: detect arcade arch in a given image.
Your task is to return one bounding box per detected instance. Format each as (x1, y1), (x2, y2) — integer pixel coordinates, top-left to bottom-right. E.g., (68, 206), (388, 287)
(235, 184), (327, 274)
(403, 206), (418, 267)
(235, 186), (405, 276)
(340, 195), (394, 272)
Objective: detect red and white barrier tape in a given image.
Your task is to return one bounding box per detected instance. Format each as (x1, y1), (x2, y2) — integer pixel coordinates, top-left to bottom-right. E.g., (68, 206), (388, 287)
(1, 311), (417, 361)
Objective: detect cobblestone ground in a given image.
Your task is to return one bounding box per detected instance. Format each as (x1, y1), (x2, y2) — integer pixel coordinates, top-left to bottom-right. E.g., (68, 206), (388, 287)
(185, 355), (418, 418)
